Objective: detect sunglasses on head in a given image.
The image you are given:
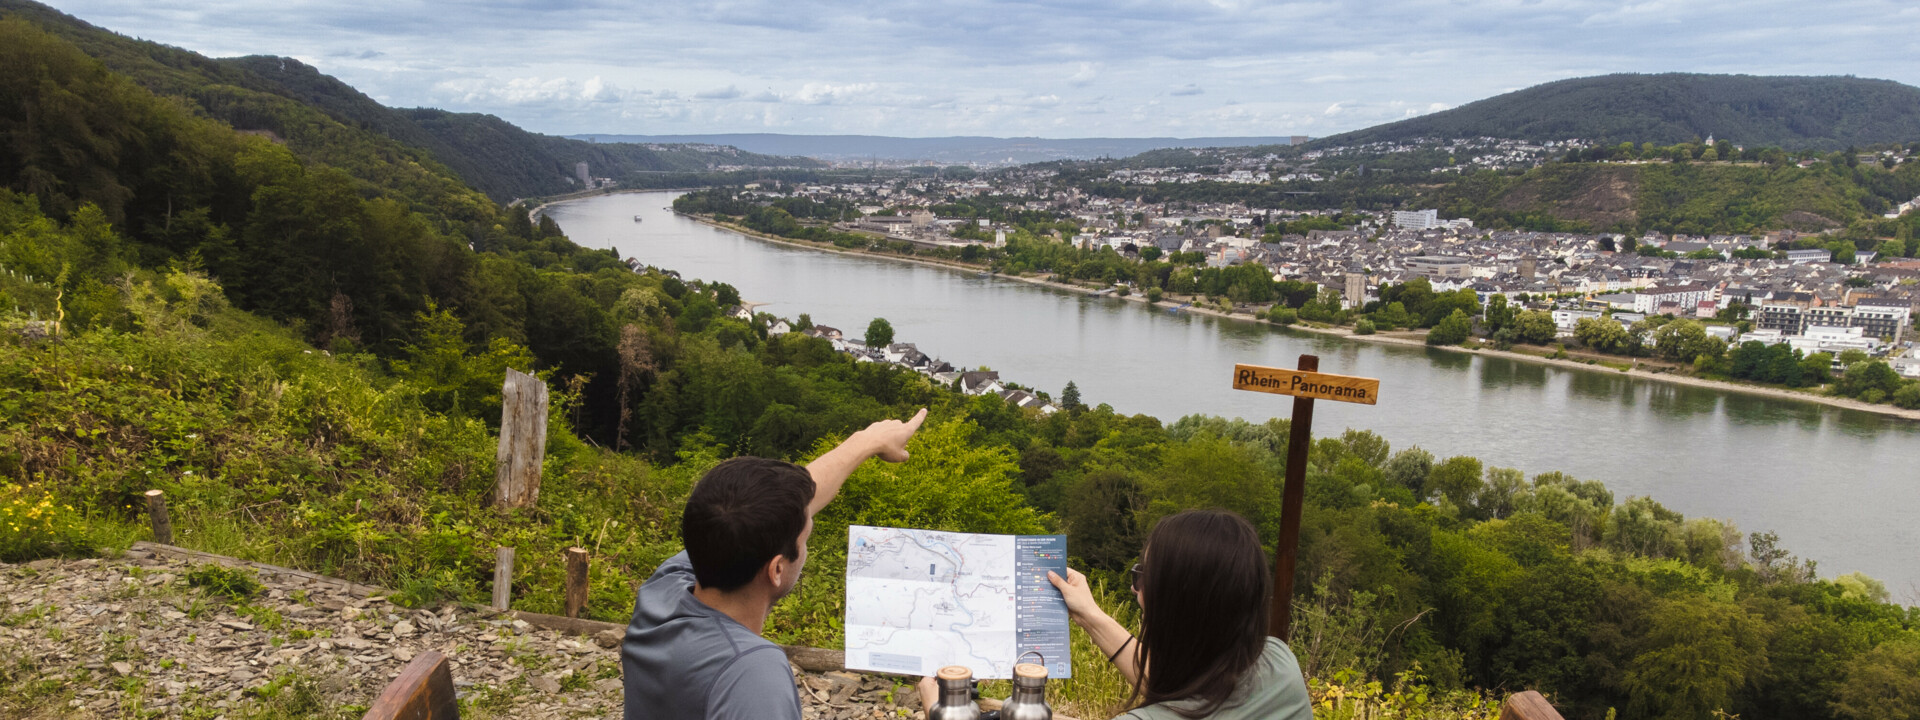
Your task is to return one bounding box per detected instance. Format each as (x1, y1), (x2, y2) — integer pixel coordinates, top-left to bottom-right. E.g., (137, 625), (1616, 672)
(1130, 563), (1144, 591)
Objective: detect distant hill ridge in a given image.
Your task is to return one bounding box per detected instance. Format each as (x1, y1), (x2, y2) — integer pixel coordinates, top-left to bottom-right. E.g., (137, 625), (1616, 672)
(1311, 73), (1920, 151)
(0, 0), (822, 201)
(571, 133), (1305, 164)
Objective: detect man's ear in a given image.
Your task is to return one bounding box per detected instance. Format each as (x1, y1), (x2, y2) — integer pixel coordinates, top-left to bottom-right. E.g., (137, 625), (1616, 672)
(765, 553), (790, 588)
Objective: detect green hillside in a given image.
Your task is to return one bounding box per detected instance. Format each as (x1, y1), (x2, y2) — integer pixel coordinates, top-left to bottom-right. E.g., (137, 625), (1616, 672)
(1424, 160), (1920, 235)
(1315, 73), (1920, 150)
(0, 0), (820, 202)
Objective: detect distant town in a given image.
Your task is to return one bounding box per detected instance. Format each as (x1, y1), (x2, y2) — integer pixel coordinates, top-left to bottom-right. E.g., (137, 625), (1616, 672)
(695, 140), (1920, 384)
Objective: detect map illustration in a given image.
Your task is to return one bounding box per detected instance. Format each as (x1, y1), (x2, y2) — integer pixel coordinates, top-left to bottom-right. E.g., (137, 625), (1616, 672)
(844, 525), (1070, 680)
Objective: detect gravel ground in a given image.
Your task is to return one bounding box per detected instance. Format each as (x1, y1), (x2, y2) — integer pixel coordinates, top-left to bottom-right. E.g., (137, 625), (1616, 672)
(0, 551), (928, 719)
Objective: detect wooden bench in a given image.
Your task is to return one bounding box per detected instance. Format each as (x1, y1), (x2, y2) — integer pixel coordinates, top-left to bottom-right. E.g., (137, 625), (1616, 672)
(361, 650), (459, 720)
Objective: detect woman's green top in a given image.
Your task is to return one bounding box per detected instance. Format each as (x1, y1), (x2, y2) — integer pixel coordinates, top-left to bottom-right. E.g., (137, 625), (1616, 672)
(1113, 637), (1314, 720)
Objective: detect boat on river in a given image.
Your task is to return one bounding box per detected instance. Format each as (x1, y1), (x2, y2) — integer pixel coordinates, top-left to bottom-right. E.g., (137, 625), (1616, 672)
(633, 215), (644, 222)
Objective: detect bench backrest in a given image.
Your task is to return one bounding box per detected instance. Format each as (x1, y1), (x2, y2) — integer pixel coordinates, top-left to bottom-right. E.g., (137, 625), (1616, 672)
(1499, 690), (1565, 720)
(361, 650), (459, 720)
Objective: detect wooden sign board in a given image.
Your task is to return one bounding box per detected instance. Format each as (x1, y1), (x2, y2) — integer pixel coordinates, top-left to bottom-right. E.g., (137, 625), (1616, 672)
(1232, 363), (1381, 405)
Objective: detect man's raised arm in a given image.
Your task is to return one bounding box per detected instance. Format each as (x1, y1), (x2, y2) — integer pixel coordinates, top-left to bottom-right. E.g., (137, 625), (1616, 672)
(804, 408), (927, 517)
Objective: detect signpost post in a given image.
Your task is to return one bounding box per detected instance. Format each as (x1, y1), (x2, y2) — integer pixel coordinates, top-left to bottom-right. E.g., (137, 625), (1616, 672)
(1231, 356), (1381, 641)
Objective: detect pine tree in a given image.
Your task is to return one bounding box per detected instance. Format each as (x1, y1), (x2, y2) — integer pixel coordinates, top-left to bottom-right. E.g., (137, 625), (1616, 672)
(1061, 381), (1082, 410)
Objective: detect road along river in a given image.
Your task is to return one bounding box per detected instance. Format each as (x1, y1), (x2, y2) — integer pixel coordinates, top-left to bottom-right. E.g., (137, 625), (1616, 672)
(547, 191), (1920, 596)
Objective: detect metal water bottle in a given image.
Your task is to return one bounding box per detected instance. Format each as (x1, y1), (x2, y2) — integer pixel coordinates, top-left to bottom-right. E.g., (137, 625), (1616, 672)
(999, 663), (1052, 720)
(929, 666), (982, 720)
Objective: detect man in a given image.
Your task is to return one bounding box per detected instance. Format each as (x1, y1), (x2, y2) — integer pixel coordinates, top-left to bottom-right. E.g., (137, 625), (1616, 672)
(622, 409), (927, 719)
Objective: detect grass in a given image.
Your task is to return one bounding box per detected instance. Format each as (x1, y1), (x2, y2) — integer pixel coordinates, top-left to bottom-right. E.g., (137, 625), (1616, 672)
(185, 563), (264, 601)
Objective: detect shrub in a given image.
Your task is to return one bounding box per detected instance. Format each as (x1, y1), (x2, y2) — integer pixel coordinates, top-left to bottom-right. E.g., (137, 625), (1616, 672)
(1269, 307), (1298, 326)
(1427, 309), (1473, 346)
(186, 563), (264, 601)
(1146, 287), (1164, 303)
(1894, 383), (1920, 410)
(0, 483), (90, 562)
(1354, 318), (1377, 335)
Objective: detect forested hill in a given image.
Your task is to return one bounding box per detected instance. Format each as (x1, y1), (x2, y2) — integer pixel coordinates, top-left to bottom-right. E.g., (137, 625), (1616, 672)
(1314, 73), (1920, 150)
(0, 0), (821, 201)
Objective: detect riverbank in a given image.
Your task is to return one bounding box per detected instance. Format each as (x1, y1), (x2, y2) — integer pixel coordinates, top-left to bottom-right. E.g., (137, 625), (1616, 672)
(659, 208), (1920, 422)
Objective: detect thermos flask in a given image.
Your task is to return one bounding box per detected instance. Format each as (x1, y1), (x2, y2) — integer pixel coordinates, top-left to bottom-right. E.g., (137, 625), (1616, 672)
(999, 663), (1052, 720)
(929, 665), (983, 720)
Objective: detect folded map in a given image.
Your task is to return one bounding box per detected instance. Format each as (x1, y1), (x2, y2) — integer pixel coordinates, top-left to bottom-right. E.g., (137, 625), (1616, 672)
(843, 525), (1071, 680)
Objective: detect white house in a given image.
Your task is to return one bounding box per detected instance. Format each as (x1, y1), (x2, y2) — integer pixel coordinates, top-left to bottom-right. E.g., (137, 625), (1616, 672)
(1633, 284), (1713, 314)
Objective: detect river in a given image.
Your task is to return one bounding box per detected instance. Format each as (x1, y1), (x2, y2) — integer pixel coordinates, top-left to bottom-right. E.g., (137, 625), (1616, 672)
(547, 191), (1920, 595)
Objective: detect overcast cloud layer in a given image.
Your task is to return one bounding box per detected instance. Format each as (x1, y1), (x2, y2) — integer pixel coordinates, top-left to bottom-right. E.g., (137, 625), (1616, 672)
(42, 0), (1920, 138)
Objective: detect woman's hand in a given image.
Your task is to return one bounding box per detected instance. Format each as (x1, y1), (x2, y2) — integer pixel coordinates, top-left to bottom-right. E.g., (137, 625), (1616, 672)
(915, 676), (937, 710)
(1047, 568), (1104, 626)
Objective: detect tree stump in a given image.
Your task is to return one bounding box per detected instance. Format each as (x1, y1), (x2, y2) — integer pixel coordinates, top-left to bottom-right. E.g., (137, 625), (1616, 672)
(144, 490), (173, 545)
(494, 369), (548, 510)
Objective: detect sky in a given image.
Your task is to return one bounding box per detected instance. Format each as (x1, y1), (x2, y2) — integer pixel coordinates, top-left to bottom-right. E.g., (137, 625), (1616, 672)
(41, 0), (1920, 139)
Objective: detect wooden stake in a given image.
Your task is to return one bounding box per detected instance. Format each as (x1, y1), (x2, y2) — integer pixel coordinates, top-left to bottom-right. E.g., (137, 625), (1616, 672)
(564, 547), (589, 619)
(1272, 354), (1317, 641)
(144, 490), (173, 545)
(492, 547), (515, 611)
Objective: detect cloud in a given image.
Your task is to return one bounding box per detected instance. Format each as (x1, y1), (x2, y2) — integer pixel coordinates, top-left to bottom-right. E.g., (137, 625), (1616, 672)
(1068, 62), (1100, 86)
(695, 85), (744, 100)
(792, 82), (878, 105)
(1170, 84), (1204, 96)
(1325, 102), (1346, 116)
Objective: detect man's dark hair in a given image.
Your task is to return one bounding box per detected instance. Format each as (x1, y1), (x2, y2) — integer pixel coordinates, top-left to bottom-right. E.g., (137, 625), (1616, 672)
(681, 457), (815, 592)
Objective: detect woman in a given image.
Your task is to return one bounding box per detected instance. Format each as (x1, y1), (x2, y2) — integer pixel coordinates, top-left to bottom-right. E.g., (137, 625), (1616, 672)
(920, 509), (1313, 719)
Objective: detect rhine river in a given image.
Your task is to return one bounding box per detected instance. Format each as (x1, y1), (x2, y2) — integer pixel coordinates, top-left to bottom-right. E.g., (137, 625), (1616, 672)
(549, 191), (1920, 595)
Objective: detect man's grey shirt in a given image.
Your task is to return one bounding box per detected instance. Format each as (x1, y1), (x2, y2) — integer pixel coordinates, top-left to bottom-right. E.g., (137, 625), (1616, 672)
(621, 551), (802, 720)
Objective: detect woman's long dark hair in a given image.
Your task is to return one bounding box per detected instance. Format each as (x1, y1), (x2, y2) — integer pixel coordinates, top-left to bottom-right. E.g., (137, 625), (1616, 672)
(1130, 509), (1270, 717)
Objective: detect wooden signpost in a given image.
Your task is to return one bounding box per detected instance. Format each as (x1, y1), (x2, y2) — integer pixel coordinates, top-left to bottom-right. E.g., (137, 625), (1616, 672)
(1232, 356), (1381, 642)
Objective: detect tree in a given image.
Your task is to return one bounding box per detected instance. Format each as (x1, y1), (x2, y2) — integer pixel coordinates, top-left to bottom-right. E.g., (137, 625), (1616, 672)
(1800, 352), (1834, 385)
(1512, 310), (1558, 345)
(1575, 317), (1631, 354)
(1652, 319), (1723, 363)
(1372, 301), (1414, 330)
(1484, 294), (1514, 332)
(1428, 456), (1484, 508)
(1383, 448), (1435, 498)
(1835, 361), (1902, 401)
(1623, 596), (1770, 720)
(865, 317), (894, 348)
(1832, 637), (1920, 720)
(1427, 309), (1472, 346)
(1060, 381), (1083, 410)
(1894, 383), (1920, 409)
(1479, 467), (1526, 519)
